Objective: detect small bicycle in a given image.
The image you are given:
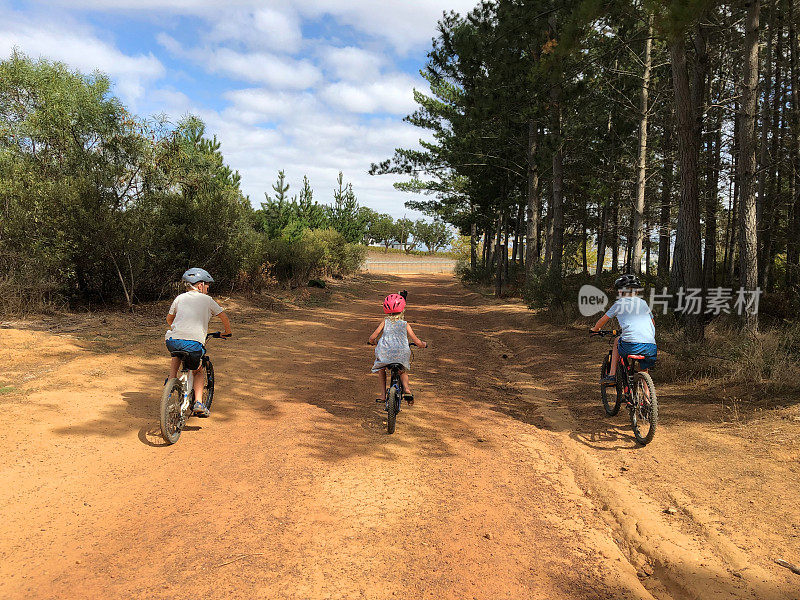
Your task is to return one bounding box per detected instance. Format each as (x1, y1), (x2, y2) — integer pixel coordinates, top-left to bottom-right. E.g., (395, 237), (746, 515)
(592, 330), (658, 445)
(378, 343), (421, 435)
(160, 332), (227, 444)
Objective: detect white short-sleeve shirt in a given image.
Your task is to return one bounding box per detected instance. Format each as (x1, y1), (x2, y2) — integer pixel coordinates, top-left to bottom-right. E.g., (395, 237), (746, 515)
(165, 290), (223, 345)
(605, 296), (656, 344)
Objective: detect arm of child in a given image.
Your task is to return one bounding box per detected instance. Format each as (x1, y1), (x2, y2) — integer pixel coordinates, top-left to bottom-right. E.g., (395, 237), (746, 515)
(368, 320), (385, 345)
(406, 323), (427, 348)
(166, 313), (175, 327)
(591, 314), (610, 332)
(218, 311), (232, 337)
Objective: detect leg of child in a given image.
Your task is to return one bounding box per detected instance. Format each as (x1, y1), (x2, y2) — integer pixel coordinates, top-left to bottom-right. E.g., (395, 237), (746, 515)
(377, 368), (387, 398)
(193, 366), (205, 404)
(169, 356), (181, 379)
(399, 370), (412, 396)
(609, 337), (620, 376)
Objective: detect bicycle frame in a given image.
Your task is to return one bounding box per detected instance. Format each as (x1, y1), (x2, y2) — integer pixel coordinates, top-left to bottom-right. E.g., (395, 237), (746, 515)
(386, 365), (404, 409)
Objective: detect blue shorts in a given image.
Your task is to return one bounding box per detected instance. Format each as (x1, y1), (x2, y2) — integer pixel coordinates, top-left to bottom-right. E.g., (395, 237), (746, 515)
(618, 340), (657, 370)
(166, 338), (205, 370)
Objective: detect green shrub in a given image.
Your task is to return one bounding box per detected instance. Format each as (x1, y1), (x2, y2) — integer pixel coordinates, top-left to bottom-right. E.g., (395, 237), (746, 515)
(261, 228), (365, 287)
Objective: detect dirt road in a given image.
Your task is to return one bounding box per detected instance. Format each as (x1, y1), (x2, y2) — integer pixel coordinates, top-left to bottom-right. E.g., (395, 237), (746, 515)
(1, 274), (797, 599)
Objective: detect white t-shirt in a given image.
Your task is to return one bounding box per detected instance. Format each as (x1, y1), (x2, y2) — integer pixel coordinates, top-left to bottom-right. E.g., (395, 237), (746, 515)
(165, 290), (224, 345)
(605, 296), (656, 344)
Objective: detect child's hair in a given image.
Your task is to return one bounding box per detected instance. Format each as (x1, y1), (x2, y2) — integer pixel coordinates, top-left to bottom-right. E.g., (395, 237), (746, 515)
(184, 281), (198, 291)
(386, 311), (405, 322)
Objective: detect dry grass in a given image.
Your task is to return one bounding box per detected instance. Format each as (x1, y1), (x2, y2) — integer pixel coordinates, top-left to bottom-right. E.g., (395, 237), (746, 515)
(657, 322), (800, 396)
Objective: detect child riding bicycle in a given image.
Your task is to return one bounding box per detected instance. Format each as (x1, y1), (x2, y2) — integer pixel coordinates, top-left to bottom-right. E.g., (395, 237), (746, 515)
(165, 268), (232, 416)
(591, 274), (657, 384)
(369, 291), (427, 405)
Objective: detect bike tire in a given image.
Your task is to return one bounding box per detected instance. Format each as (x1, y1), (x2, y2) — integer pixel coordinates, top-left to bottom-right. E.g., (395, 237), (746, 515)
(202, 357), (215, 411)
(160, 378), (184, 445)
(631, 371), (658, 445)
(600, 355), (622, 416)
(386, 387), (398, 434)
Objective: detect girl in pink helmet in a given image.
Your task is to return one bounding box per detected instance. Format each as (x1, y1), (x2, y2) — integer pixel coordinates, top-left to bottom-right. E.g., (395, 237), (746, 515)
(368, 292), (427, 404)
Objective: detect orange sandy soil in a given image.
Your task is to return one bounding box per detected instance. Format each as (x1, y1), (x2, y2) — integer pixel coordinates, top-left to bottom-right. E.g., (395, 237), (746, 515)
(0, 273), (798, 600)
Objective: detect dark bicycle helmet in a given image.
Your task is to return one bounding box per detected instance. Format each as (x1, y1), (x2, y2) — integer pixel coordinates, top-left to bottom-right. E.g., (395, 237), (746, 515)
(614, 273), (641, 290)
(182, 267), (214, 284)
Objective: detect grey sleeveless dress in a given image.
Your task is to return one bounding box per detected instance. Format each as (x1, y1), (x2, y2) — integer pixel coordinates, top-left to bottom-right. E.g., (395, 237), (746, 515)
(371, 318), (411, 372)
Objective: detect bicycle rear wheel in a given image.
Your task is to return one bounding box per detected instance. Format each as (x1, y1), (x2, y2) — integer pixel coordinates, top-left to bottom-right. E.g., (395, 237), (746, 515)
(386, 386), (398, 434)
(600, 355), (622, 416)
(202, 357), (215, 410)
(631, 372), (658, 445)
(160, 378), (185, 444)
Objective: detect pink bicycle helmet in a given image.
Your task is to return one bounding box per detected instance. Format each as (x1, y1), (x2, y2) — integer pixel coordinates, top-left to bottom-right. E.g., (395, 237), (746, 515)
(383, 293), (406, 314)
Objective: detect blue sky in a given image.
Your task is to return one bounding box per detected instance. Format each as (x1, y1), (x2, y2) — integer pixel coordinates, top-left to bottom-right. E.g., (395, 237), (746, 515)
(0, 0), (477, 218)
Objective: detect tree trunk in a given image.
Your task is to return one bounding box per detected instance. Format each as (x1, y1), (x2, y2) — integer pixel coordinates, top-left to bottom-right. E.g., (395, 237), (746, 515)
(550, 83), (565, 284)
(632, 12), (654, 274)
(788, 0), (800, 288)
(611, 196), (620, 272)
(726, 101), (740, 286)
(495, 214), (503, 297)
(658, 111), (674, 280)
(525, 122), (540, 282)
(704, 79), (724, 289)
(514, 201), (524, 268)
(582, 198), (588, 275)
(596, 201), (608, 277)
(671, 32), (705, 340)
(757, 1), (777, 283)
(739, 0), (761, 334)
(470, 201), (477, 271)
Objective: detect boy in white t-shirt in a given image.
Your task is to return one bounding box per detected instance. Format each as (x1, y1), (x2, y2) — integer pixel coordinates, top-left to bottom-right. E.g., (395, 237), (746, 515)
(165, 268), (232, 416)
(591, 274), (657, 385)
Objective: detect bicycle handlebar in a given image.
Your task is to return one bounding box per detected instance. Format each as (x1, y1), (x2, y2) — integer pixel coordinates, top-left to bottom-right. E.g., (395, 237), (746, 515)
(206, 331), (231, 340)
(590, 329), (618, 338)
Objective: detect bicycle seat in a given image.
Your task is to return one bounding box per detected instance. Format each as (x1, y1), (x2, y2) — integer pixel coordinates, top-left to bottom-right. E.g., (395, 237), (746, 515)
(386, 363), (404, 370)
(627, 354), (646, 360)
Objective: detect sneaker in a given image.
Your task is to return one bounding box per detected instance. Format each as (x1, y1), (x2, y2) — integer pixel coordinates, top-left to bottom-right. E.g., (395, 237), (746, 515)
(600, 375), (617, 387)
(193, 401), (210, 417)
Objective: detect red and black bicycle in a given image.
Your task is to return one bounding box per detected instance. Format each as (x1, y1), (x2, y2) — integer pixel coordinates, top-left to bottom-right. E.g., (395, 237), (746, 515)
(592, 330), (658, 445)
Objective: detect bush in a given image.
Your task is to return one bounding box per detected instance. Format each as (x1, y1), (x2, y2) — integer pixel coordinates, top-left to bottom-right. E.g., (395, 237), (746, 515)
(261, 228), (365, 287)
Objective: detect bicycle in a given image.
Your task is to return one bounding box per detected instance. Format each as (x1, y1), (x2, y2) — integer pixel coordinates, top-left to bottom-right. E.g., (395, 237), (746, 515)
(376, 342), (422, 435)
(160, 332), (228, 444)
(591, 330), (658, 445)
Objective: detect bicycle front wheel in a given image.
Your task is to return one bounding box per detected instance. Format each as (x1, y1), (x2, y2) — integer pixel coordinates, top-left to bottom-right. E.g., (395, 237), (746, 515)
(631, 372), (658, 445)
(160, 378), (185, 444)
(386, 387), (398, 434)
(600, 355), (622, 416)
(202, 358), (215, 410)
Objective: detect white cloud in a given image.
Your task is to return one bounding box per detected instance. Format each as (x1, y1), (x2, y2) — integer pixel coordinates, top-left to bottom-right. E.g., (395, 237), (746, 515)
(222, 88), (318, 123)
(320, 45), (384, 81)
(45, 0), (479, 53)
(0, 9), (164, 106)
(321, 74), (419, 115)
(157, 34), (320, 89)
(208, 7), (303, 53)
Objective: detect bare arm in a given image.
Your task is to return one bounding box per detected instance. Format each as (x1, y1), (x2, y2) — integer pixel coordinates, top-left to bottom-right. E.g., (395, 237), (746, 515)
(218, 311), (232, 336)
(166, 313), (175, 327)
(368, 320), (385, 345)
(591, 314), (611, 332)
(406, 323), (426, 348)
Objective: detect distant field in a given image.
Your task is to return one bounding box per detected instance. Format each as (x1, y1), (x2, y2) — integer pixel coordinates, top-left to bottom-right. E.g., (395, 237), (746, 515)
(363, 249), (456, 274)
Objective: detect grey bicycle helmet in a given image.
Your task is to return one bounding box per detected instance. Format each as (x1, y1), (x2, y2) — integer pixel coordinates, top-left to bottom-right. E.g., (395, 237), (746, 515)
(182, 267), (214, 284)
(614, 273), (641, 290)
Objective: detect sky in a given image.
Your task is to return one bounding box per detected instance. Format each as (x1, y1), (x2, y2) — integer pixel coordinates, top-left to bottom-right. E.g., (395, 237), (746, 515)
(0, 0), (477, 218)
